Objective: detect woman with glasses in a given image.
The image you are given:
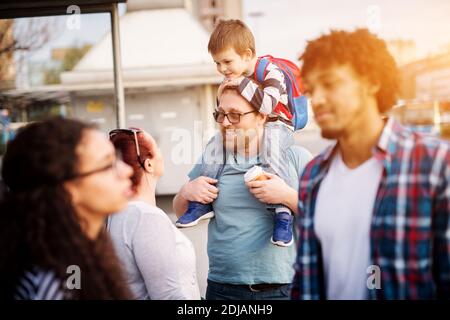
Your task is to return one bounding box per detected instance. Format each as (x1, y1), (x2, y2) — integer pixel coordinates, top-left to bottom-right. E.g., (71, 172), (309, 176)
(108, 129), (201, 300)
(0, 117), (134, 299)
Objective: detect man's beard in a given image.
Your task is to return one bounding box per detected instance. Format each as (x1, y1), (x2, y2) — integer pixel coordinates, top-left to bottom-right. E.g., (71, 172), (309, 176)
(320, 127), (344, 140)
(221, 127), (260, 155)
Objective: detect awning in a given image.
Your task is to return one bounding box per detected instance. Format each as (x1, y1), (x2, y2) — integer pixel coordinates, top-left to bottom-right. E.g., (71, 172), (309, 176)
(0, 0), (128, 127)
(0, 1), (126, 19)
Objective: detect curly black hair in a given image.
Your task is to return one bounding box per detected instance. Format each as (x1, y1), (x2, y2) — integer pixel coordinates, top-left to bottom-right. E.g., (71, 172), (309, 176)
(0, 116), (131, 299)
(300, 28), (400, 113)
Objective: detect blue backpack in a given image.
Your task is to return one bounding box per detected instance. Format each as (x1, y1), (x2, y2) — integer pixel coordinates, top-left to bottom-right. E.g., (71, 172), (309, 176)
(255, 55), (308, 131)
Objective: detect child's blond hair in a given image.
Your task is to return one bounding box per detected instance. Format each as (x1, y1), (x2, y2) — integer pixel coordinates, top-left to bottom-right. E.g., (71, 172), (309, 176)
(208, 19), (256, 57)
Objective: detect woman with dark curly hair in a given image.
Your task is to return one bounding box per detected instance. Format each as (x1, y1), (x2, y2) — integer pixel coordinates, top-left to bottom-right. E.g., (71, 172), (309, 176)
(0, 116), (134, 300)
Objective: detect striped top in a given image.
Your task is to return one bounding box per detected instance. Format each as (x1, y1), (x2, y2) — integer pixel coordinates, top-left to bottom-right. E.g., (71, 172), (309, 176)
(15, 267), (65, 300)
(239, 60), (289, 120)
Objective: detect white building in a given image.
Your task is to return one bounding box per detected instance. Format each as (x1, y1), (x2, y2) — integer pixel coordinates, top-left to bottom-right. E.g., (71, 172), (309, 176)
(61, 6), (222, 195)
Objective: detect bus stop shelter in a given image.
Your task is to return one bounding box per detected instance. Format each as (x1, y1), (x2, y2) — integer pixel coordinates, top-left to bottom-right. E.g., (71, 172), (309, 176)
(0, 0), (128, 127)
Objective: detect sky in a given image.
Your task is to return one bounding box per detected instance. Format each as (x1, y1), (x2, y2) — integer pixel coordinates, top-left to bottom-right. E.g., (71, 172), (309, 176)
(20, 0), (450, 66)
(242, 0), (450, 61)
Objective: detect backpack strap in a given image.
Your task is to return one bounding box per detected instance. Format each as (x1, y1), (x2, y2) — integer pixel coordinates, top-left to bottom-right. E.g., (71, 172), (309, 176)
(255, 56), (270, 83)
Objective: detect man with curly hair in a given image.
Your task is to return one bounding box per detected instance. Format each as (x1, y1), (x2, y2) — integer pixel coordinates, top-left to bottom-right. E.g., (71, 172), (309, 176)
(291, 29), (450, 300)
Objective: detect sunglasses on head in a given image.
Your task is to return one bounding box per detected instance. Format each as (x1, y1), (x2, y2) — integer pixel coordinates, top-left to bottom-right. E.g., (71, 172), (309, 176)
(109, 128), (146, 169)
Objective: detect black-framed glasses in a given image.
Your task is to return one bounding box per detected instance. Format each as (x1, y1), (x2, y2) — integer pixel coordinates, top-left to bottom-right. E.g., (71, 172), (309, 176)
(213, 110), (258, 124)
(109, 128), (145, 169)
(71, 151), (123, 179)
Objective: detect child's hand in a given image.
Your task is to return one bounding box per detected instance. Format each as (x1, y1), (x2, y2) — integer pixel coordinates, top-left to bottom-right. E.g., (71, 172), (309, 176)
(218, 76), (245, 97)
(223, 76), (244, 86)
(181, 176), (219, 204)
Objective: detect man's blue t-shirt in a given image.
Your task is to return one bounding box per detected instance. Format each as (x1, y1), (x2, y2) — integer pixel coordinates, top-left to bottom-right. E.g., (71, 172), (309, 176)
(188, 145), (312, 285)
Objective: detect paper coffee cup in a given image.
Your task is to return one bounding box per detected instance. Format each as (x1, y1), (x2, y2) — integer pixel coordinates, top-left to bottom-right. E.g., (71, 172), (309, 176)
(244, 166), (268, 183)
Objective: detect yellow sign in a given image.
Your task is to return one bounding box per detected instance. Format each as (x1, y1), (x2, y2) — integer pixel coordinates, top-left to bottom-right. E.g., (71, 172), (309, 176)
(86, 101), (105, 113)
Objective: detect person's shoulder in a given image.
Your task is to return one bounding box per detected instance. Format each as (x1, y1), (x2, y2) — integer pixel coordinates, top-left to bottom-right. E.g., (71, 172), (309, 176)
(128, 201), (170, 221)
(391, 122), (450, 160)
(113, 202), (170, 237)
(297, 144), (334, 182)
(284, 144), (314, 177)
(413, 132), (449, 153)
(264, 59), (285, 77)
(126, 202), (175, 243)
(131, 201), (175, 229)
(287, 144), (312, 156)
(286, 144), (313, 164)
(112, 203), (143, 228)
(417, 136), (449, 162)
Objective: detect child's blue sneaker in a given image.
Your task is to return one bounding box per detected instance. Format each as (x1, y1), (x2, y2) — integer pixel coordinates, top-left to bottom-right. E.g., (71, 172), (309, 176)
(175, 201), (214, 228)
(271, 212), (294, 247)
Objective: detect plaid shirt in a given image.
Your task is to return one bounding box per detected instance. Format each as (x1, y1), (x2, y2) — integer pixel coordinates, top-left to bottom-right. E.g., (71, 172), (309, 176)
(291, 118), (450, 300)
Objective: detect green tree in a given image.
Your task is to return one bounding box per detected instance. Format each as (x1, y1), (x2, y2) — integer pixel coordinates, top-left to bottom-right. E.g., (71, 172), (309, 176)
(43, 44), (92, 85)
(61, 45), (91, 71)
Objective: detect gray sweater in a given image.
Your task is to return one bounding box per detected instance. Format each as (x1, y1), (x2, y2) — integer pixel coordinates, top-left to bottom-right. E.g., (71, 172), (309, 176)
(107, 201), (200, 300)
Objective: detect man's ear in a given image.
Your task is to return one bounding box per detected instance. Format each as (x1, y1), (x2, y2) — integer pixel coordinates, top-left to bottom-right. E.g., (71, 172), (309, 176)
(369, 83), (380, 96)
(257, 112), (267, 125)
(364, 78), (380, 96)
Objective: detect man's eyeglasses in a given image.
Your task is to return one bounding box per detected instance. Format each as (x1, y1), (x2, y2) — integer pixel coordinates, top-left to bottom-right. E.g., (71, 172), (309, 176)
(109, 128), (145, 169)
(213, 110), (258, 124)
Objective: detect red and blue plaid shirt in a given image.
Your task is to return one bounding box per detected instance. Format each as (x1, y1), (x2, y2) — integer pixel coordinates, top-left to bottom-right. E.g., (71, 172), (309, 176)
(291, 118), (450, 299)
